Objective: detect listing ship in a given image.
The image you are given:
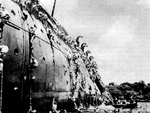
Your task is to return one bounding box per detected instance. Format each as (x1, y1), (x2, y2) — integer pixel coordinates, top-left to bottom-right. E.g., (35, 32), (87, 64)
(0, 0), (113, 113)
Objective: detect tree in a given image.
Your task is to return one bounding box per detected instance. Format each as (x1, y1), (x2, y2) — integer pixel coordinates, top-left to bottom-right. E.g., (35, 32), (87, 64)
(106, 80), (150, 102)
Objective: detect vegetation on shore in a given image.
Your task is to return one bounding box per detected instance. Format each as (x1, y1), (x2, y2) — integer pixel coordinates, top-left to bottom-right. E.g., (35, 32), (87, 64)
(106, 80), (150, 103)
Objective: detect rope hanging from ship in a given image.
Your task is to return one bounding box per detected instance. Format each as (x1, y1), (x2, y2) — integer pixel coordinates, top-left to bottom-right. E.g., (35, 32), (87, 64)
(27, 25), (37, 113)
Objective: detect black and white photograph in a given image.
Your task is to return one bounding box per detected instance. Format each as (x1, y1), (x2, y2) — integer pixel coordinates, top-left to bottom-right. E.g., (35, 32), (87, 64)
(0, 0), (150, 113)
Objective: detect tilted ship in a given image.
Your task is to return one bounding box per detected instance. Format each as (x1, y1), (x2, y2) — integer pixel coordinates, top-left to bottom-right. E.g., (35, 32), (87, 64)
(0, 0), (113, 113)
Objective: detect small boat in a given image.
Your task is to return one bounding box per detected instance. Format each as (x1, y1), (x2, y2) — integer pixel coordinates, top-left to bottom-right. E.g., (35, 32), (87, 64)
(112, 102), (137, 109)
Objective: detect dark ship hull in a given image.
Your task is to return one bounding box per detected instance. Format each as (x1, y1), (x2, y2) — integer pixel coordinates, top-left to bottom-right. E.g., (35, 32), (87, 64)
(0, 0), (113, 113)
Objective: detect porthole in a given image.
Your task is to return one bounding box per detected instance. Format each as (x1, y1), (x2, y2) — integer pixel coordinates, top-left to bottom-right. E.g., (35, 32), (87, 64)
(34, 24), (37, 28)
(66, 81), (68, 85)
(42, 57), (46, 61)
(41, 29), (43, 33)
(14, 48), (19, 55)
(11, 9), (15, 15)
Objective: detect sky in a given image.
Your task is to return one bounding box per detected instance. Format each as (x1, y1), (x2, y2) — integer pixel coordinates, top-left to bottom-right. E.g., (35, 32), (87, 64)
(41, 0), (150, 85)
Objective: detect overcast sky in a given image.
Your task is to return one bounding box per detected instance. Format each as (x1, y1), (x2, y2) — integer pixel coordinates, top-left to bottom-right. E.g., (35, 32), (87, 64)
(41, 0), (150, 85)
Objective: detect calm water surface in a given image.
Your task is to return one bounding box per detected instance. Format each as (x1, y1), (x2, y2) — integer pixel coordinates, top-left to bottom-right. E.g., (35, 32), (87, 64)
(81, 102), (150, 113)
(116, 102), (150, 113)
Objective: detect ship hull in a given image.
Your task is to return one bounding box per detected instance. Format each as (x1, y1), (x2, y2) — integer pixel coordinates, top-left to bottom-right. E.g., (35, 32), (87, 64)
(0, 0), (105, 112)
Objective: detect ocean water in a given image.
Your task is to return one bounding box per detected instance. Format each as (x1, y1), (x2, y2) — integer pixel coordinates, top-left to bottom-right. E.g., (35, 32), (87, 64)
(81, 102), (150, 113)
(114, 102), (150, 113)
(132, 102), (150, 113)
